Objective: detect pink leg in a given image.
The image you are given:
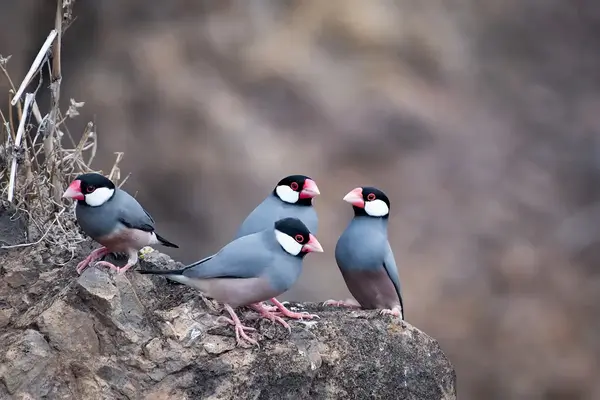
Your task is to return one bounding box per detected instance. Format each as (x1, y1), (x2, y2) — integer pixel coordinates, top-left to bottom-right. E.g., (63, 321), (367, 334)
(380, 306), (403, 320)
(216, 304), (259, 347)
(93, 252), (139, 274)
(249, 302), (291, 332)
(322, 298), (362, 309)
(269, 298), (320, 320)
(94, 261), (136, 274)
(259, 302), (278, 312)
(76, 247), (109, 274)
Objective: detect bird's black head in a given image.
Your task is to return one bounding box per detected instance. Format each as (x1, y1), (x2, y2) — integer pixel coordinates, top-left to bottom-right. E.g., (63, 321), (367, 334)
(273, 217), (324, 257)
(342, 186), (390, 218)
(273, 175), (320, 206)
(62, 173), (116, 207)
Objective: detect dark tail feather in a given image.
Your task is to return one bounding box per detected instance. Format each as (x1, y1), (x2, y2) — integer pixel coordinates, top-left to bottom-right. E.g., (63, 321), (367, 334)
(184, 253), (215, 269)
(139, 253), (216, 277)
(156, 233), (179, 248)
(138, 268), (186, 275)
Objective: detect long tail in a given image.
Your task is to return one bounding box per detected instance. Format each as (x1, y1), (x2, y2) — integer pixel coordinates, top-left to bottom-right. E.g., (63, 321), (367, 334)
(184, 253), (215, 269)
(138, 252), (215, 276)
(138, 268), (186, 275)
(138, 267), (200, 288)
(156, 233), (179, 248)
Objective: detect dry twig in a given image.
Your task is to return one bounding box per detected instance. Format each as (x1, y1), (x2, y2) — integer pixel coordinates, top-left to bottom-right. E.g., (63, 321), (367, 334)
(7, 93), (34, 202)
(0, 0), (127, 255)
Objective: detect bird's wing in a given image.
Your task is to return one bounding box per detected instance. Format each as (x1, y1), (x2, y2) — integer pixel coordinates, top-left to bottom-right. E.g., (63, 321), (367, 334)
(115, 189), (156, 232)
(382, 241), (404, 312)
(183, 232), (273, 280)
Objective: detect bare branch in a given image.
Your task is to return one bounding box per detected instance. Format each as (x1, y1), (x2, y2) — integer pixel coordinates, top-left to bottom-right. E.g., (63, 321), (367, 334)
(7, 93), (34, 202)
(10, 30), (57, 106)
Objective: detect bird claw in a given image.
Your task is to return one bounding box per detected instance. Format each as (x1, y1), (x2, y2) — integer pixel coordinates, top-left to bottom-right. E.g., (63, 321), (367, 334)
(380, 307), (403, 319)
(76, 247), (109, 274)
(221, 305), (260, 348)
(233, 325), (260, 347)
(260, 304), (279, 313)
(273, 310), (320, 321)
(322, 299), (361, 309)
(250, 304), (292, 332)
(216, 316), (256, 333)
(269, 298), (320, 320)
(76, 259), (92, 274)
(263, 314), (292, 332)
(94, 261), (135, 274)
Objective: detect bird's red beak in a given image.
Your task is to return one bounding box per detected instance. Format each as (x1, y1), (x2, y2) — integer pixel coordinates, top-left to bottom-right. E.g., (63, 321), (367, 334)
(302, 234), (324, 253)
(343, 187), (364, 208)
(62, 180), (84, 200)
(299, 178), (320, 199)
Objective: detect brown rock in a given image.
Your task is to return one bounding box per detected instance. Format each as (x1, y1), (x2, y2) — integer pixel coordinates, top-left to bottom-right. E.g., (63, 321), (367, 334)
(0, 306), (13, 328)
(0, 330), (57, 396)
(4, 267), (39, 289)
(36, 299), (100, 357)
(0, 242), (456, 400)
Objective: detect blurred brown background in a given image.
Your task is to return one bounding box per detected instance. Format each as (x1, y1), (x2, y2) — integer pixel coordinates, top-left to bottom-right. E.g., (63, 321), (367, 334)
(3, 1), (600, 399)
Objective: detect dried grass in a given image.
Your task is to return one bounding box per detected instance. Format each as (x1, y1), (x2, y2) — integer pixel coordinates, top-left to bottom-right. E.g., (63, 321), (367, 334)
(0, 0), (126, 261)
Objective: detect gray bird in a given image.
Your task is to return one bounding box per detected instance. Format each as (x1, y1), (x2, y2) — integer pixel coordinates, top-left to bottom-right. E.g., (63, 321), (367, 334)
(325, 187), (404, 320)
(62, 173), (179, 274)
(235, 174), (320, 238)
(139, 217), (324, 347)
(193, 174), (321, 320)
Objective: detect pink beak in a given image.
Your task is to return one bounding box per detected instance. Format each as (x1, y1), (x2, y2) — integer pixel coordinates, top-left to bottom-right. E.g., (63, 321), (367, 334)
(343, 187), (364, 208)
(62, 180), (85, 200)
(299, 178), (320, 199)
(302, 234), (324, 253)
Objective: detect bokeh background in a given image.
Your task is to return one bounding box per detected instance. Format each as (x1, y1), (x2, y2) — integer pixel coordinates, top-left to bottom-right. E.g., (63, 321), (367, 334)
(3, 1), (600, 399)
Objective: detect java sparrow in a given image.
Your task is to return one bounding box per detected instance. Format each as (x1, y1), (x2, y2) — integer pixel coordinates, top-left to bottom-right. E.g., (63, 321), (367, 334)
(62, 173), (179, 274)
(139, 217), (324, 347)
(325, 187), (404, 320)
(194, 175), (321, 320)
(235, 174), (320, 238)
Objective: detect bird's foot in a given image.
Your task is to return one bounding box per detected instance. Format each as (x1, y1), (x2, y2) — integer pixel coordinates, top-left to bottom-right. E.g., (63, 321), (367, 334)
(220, 305), (259, 348)
(269, 298), (320, 320)
(322, 298), (362, 309)
(259, 302), (279, 313)
(94, 261), (136, 274)
(249, 303), (291, 332)
(380, 306), (403, 319)
(139, 246), (155, 259)
(76, 247), (109, 274)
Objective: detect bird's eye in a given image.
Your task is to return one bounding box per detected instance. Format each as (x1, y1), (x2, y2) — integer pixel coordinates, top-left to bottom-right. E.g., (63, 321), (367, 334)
(290, 182), (299, 191)
(86, 185), (96, 193)
(294, 234), (304, 243)
(367, 193), (376, 201)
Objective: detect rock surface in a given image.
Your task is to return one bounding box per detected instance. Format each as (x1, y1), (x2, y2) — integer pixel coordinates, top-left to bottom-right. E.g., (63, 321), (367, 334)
(0, 242), (456, 399)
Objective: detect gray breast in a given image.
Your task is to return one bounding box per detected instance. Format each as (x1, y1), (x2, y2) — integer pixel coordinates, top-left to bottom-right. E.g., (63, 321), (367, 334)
(264, 252), (304, 293)
(75, 198), (122, 240)
(335, 219), (387, 272)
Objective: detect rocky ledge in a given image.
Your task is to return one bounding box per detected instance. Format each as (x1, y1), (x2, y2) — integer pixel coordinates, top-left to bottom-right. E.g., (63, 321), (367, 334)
(0, 242), (456, 400)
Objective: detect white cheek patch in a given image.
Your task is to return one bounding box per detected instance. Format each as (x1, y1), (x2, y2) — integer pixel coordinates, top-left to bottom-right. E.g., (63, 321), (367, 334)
(275, 229), (303, 256)
(365, 199), (389, 217)
(85, 187), (115, 207)
(275, 185), (300, 204)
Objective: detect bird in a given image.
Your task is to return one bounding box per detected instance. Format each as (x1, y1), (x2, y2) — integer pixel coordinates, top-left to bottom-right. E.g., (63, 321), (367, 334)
(235, 174), (320, 238)
(190, 174), (321, 321)
(62, 173), (179, 274)
(138, 217), (324, 347)
(324, 186), (404, 320)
